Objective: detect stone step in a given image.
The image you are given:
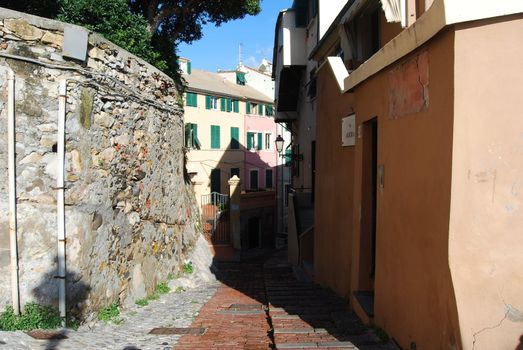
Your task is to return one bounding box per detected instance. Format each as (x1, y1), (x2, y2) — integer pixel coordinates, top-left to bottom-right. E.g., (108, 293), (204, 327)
(275, 341), (356, 349)
(273, 328), (328, 334)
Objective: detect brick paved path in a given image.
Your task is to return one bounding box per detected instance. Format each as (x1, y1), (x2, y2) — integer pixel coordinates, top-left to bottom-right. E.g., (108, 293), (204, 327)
(174, 251), (399, 350)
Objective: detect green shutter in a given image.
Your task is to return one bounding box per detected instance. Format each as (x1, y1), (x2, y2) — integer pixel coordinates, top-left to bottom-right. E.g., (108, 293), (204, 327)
(246, 101), (251, 114)
(220, 98), (226, 111)
(265, 169), (273, 188)
(211, 125), (220, 149)
(258, 104), (263, 115)
(257, 133), (262, 150)
(233, 100), (239, 113)
(247, 132), (253, 150)
(265, 104), (273, 116)
(285, 149), (292, 166)
(236, 72), (246, 85)
(186, 92), (197, 107)
(226, 98), (232, 112)
(230, 127), (239, 149)
(205, 95), (212, 109)
(187, 61), (192, 74)
(192, 123), (200, 149)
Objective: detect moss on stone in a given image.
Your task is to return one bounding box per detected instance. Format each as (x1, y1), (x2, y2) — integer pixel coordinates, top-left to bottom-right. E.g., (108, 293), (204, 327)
(80, 89), (94, 129)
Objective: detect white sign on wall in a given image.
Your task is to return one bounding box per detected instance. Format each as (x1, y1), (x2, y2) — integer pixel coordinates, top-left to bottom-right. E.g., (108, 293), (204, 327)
(342, 114), (356, 147)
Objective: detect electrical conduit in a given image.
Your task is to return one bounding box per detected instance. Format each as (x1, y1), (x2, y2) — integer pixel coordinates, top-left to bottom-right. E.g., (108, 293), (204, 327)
(57, 79), (67, 323)
(7, 70), (20, 315)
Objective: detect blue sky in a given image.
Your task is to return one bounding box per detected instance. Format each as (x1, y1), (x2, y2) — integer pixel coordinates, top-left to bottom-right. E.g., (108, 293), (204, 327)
(178, 0), (293, 72)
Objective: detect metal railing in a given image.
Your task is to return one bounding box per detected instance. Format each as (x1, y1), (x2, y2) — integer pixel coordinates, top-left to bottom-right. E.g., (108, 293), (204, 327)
(201, 192), (230, 244)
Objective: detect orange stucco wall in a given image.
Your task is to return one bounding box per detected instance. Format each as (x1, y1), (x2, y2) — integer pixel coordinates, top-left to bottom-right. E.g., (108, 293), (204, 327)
(314, 65), (355, 298)
(353, 29), (461, 349)
(450, 14), (523, 350)
(314, 27), (462, 348)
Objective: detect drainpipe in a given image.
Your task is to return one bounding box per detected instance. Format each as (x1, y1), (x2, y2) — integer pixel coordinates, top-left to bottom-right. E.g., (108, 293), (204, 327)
(7, 70), (20, 315)
(57, 79), (67, 322)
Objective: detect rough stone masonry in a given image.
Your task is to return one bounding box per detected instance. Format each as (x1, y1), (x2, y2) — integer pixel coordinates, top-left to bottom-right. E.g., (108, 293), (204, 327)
(0, 9), (202, 321)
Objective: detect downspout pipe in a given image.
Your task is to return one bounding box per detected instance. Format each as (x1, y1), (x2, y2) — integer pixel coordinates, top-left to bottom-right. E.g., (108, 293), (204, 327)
(8, 70), (20, 315)
(57, 79), (67, 323)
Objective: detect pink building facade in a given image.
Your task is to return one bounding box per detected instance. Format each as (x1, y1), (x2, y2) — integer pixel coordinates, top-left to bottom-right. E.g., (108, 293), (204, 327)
(244, 105), (278, 191)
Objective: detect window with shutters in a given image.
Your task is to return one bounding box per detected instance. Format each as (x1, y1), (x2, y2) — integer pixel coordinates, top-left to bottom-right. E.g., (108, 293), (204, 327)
(247, 132), (255, 150)
(184, 123), (200, 149)
(236, 72), (246, 85)
(257, 133), (263, 151)
(186, 92), (198, 107)
(211, 125), (220, 149)
(230, 127), (240, 149)
(205, 95), (219, 110)
(265, 169), (273, 188)
(265, 133), (271, 150)
(232, 100), (239, 113)
(265, 104), (273, 117)
(247, 102), (258, 115)
(258, 104), (263, 116)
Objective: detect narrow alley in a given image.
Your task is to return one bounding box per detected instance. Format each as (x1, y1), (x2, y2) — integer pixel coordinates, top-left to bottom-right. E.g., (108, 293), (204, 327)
(174, 250), (398, 350)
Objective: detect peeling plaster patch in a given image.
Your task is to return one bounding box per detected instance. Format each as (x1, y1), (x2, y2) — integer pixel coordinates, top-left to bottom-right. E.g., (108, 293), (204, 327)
(506, 304), (523, 323)
(388, 50), (429, 118)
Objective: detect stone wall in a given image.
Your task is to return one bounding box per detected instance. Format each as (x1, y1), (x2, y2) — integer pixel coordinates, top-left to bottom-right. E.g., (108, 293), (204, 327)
(0, 9), (202, 320)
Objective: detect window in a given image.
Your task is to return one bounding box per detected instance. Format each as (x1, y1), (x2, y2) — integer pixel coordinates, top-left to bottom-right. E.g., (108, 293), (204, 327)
(219, 97), (233, 112)
(211, 125), (220, 149)
(258, 104), (263, 116)
(211, 169), (221, 193)
(257, 133), (262, 151)
(187, 61), (192, 74)
(186, 92), (197, 107)
(249, 170), (259, 190)
(184, 123), (200, 149)
(247, 132), (255, 150)
(265, 133), (271, 150)
(265, 169), (273, 188)
(205, 95), (219, 110)
(246, 101), (253, 114)
(265, 104), (273, 117)
(230, 127), (240, 149)
(233, 100), (240, 113)
(236, 72), (246, 85)
(231, 168), (240, 179)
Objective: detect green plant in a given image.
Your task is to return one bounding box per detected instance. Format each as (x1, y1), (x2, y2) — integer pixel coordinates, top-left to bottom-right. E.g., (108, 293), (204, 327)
(0, 303), (62, 331)
(183, 262), (193, 274)
(167, 272), (175, 280)
(135, 298), (148, 307)
(155, 282), (170, 295)
(175, 286), (186, 293)
(146, 292), (159, 301)
(98, 302), (120, 323)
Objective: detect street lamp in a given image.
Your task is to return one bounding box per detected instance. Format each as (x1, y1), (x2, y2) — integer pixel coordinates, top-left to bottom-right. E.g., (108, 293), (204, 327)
(275, 135), (284, 155)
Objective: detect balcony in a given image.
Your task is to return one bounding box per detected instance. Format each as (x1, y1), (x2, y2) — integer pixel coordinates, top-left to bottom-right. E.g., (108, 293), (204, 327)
(273, 9), (307, 122)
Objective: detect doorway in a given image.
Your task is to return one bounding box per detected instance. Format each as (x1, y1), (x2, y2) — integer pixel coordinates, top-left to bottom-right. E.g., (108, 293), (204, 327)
(359, 118), (378, 292)
(248, 217), (261, 249)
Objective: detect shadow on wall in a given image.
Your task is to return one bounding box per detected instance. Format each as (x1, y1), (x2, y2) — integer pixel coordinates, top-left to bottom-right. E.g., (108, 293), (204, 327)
(516, 335), (523, 350)
(30, 260), (91, 350)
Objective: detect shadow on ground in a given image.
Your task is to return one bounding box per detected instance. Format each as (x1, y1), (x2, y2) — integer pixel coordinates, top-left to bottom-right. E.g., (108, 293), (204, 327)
(209, 248), (399, 350)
